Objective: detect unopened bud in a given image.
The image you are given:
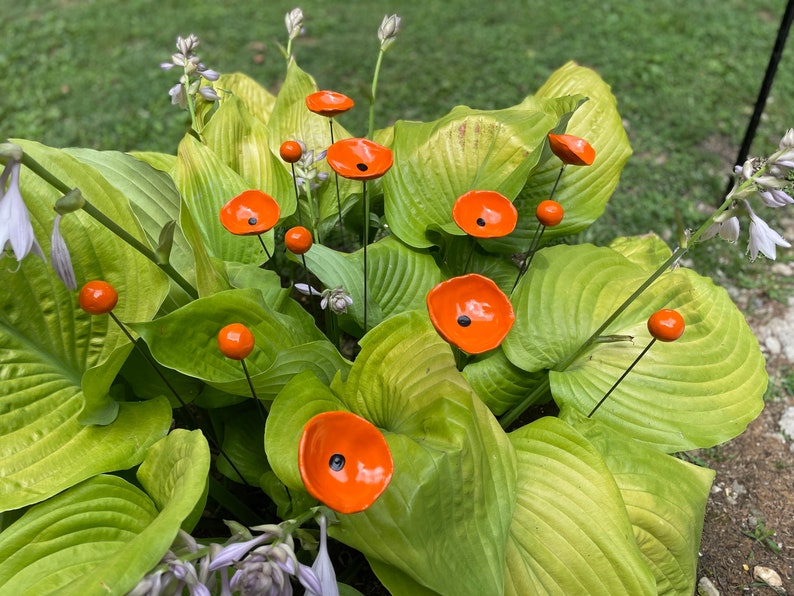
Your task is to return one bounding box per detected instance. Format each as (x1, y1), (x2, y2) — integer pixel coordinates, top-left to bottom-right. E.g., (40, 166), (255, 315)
(54, 188), (86, 214)
(378, 14), (402, 50)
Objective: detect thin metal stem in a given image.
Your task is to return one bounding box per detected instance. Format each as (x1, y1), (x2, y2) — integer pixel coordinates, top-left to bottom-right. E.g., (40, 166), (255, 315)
(329, 120), (345, 247)
(362, 180), (369, 332)
(240, 358), (267, 425)
(290, 163), (303, 227)
(108, 312), (250, 485)
(512, 223), (545, 292)
(588, 339), (656, 418)
(257, 234), (272, 262)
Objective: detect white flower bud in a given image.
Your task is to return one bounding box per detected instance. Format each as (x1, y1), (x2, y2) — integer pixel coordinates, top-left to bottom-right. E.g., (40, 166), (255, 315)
(286, 8), (305, 41)
(378, 14), (402, 50)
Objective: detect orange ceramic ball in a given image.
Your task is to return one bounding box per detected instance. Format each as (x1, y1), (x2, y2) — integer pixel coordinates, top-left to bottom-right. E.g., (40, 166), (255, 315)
(284, 226), (313, 255)
(217, 323), (255, 360)
(78, 280), (118, 315)
(647, 309), (685, 342)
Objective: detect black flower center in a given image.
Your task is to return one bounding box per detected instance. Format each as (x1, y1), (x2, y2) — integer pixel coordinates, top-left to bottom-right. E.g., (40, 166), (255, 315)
(329, 453), (345, 471)
(356, 163), (369, 172)
(476, 217), (486, 227)
(248, 217), (258, 225)
(457, 315), (472, 327)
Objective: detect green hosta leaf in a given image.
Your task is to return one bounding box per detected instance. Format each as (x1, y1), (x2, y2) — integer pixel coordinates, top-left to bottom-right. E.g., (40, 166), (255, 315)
(129, 151), (177, 176)
(503, 62), (632, 252)
(213, 403), (270, 485)
(131, 288), (337, 400)
(576, 416), (714, 596)
(266, 311), (517, 595)
(384, 96), (581, 249)
(1, 141), (171, 511)
(266, 60), (360, 225)
(65, 148), (196, 309)
(504, 241), (766, 451)
(175, 134), (273, 265)
(217, 72), (277, 125)
(203, 95), (295, 218)
(463, 348), (549, 416)
(504, 417), (655, 595)
(0, 430), (209, 595)
(301, 236), (443, 332)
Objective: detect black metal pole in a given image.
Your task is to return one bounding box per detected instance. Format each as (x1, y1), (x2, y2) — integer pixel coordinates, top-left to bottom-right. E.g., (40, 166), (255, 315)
(726, 0), (794, 196)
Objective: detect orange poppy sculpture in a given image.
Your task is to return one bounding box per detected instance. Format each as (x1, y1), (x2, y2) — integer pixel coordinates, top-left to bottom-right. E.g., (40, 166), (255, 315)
(427, 273), (515, 354)
(219, 190), (281, 236)
(326, 138), (393, 181)
(452, 190), (518, 238)
(306, 90), (355, 118)
(547, 133), (596, 166)
(299, 411), (394, 514)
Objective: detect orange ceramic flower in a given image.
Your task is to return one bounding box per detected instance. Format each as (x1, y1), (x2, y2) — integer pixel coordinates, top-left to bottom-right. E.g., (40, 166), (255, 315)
(79, 280), (118, 315)
(547, 133), (596, 166)
(217, 323), (255, 360)
(452, 190), (518, 238)
(299, 411), (394, 514)
(326, 138), (393, 181)
(219, 190), (281, 236)
(426, 273), (515, 354)
(305, 90), (355, 118)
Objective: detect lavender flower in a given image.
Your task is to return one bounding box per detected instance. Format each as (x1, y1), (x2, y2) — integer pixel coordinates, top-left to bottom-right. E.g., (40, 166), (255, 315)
(291, 141), (329, 192)
(305, 514), (338, 596)
(161, 34), (220, 114)
(50, 214), (76, 290)
(745, 201), (791, 261)
(0, 148), (45, 264)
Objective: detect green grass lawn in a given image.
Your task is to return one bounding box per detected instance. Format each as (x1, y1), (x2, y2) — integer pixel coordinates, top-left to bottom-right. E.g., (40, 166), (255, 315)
(3, 0), (793, 295)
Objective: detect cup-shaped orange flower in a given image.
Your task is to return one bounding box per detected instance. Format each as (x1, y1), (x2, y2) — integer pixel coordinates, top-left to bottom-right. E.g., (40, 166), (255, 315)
(326, 138), (393, 181)
(452, 190), (518, 238)
(548, 133), (596, 166)
(299, 411), (394, 514)
(306, 90), (355, 118)
(219, 190), (281, 236)
(426, 273), (515, 354)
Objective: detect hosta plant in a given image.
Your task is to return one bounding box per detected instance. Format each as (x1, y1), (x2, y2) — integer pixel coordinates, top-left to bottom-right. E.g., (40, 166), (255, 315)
(1, 9), (789, 596)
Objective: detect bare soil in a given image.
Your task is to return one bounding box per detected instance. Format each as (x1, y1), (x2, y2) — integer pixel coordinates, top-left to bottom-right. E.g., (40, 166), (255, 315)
(697, 291), (794, 595)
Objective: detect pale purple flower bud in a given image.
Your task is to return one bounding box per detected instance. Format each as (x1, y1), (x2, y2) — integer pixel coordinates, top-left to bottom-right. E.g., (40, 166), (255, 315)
(176, 34), (199, 57)
(295, 283), (322, 297)
(160, 61), (176, 71)
(741, 159), (754, 181)
(378, 14), (402, 51)
(745, 201), (791, 261)
(779, 128), (794, 150)
(51, 214), (76, 290)
(321, 287), (353, 314)
(200, 68), (220, 81)
(0, 158), (45, 263)
(208, 533), (271, 571)
(198, 86), (220, 101)
(285, 8), (305, 41)
(305, 514), (339, 596)
(759, 188), (794, 208)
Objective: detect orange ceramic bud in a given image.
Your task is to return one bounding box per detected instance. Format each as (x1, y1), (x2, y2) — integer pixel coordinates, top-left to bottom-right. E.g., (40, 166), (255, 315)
(535, 200), (565, 227)
(284, 226), (313, 255)
(279, 140), (303, 164)
(220, 190), (281, 236)
(647, 309), (685, 342)
(305, 90), (355, 117)
(426, 273), (515, 354)
(79, 280), (118, 315)
(452, 190), (517, 238)
(217, 323), (255, 360)
(326, 138), (393, 181)
(548, 133), (596, 166)
(299, 411), (393, 514)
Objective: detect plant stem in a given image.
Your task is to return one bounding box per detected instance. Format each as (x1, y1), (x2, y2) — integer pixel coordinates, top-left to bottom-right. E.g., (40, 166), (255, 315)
(502, 173), (761, 427)
(22, 154), (198, 299)
(499, 375), (551, 429)
(302, 178), (321, 244)
(367, 49), (385, 140)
